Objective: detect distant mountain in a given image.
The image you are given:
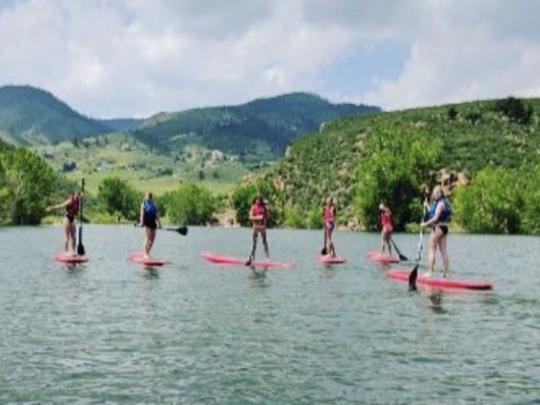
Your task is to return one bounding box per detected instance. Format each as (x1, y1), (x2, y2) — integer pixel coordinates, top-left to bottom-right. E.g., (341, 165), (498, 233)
(132, 92), (379, 159)
(99, 118), (144, 132)
(0, 85), (111, 145)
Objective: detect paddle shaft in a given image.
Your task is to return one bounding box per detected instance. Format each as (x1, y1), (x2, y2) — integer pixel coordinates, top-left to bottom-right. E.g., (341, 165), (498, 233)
(77, 179), (85, 255)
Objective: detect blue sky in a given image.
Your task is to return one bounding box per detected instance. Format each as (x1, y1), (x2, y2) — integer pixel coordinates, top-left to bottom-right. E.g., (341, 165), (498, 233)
(1, 0), (539, 118)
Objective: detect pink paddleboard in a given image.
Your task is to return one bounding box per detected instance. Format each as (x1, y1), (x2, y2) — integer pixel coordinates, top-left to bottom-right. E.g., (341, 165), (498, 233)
(54, 252), (89, 264)
(200, 252), (294, 269)
(387, 268), (493, 291)
(366, 251), (400, 264)
(317, 254), (347, 264)
(129, 252), (167, 267)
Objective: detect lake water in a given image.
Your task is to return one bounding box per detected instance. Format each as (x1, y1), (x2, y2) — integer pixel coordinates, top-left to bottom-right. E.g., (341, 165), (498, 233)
(1, 225), (539, 404)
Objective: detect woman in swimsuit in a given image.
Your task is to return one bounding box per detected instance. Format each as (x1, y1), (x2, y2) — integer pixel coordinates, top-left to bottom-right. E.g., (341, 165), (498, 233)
(322, 198), (337, 257)
(246, 195), (269, 265)
(139, 192), (162, 258)
(379, 202), (393, 256)
(46, 191), (81, 255)
(421, 186), (451, 277)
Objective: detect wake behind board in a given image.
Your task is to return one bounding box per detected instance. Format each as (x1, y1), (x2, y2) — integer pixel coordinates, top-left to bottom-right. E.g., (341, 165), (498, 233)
(366, 251), (400, 264)
(129, 252), (167, 267)
(200, 252), (294, 269)
(54, 252), (89, 264)
(317, 254), (346, 264)
(387, 268), (493, 291)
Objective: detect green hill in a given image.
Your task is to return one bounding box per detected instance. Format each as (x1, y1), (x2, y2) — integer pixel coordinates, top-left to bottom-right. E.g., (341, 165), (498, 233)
(132, 92), (379, 161)
(0, 85), (111, 145)
(252, 97), (540, 225)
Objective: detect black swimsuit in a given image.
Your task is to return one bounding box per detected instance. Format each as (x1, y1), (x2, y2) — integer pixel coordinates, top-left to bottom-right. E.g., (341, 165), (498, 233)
(433, 225), (448, 235)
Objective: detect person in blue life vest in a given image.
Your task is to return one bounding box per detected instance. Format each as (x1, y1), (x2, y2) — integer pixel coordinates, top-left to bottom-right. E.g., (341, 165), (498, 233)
(139, 192), (161, 258)
(421, 185), (452, 277)
(46, 191), (81, 255)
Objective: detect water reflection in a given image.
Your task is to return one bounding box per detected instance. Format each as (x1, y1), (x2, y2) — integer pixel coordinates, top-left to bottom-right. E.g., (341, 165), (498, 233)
(248, 267), (269, 288)
(142, 267), (160, 279)
(426, 290), (447, 314)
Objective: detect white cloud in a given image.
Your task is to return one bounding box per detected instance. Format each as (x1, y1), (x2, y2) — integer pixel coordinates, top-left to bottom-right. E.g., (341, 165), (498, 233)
(1, 0), (539, 116)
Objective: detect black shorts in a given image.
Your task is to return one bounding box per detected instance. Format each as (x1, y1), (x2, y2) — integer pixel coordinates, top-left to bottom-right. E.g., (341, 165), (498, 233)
(143, 215), (157, 229)
(433, 225), (448, 235)
(65, 214), (75, 223)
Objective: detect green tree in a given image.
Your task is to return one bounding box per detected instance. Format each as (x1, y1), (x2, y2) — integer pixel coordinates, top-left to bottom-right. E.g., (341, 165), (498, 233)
(453, 167), (523, 233)
(97, 177), (141, 222)
(283, 205), (305, 228)
(0, 148), (57, 224)
(162, 183), (215, 225)
(355, 125), (441, 231)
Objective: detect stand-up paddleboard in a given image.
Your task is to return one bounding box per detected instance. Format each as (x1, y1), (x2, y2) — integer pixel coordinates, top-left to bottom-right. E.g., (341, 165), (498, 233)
(317, 254), (346, 264)
(366, 251), (400, 264)
(200, 252), (294, 269)
(387, 268), (492, 290)
(128, 252), (167, 267)
(54, 252), (89, 264)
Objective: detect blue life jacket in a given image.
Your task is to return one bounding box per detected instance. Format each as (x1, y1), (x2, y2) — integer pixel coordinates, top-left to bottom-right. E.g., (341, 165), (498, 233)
(143, 199), (157, 219)
(427, 198), (451, 223)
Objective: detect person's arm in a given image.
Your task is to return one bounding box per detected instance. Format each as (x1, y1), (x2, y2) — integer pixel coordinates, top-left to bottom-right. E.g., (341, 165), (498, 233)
(46, 198), (70, 212)
(139, 203), (145, 226)
(156, 212), (162, 229)
(422, 201), (444, 228)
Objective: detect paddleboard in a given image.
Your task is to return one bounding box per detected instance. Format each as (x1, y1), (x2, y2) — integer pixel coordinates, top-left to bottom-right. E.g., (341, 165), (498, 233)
(129, 252), (167, 267)
(366, 251), (400, 264)
(54, 252), (89, 264)
(317, 254), (347, 264)
(387, 268), (493, 290)
(200, 251), (294, 269)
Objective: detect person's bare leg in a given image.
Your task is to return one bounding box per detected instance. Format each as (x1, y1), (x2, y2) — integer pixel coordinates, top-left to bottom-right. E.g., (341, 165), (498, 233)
(427, 229), (439, 276)
(439, 235), (449, 277)
(261, 229), (269, 259)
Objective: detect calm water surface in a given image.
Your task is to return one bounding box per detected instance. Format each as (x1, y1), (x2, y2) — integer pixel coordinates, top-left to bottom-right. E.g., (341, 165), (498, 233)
(1, 225), (539, 404)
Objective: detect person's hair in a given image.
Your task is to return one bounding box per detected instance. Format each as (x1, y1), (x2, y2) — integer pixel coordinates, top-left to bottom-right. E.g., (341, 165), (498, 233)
(146, 191), (153, 200)
(432, 185), (445, 199)
(253, 195), (264, 204)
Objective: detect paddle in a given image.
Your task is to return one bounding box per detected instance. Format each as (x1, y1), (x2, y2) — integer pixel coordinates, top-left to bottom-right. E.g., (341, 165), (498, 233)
(408, 202), (427, 290)
(165, 226), (188, 236)
(76, 179), (85, 256)
(390, 238), (408, 261)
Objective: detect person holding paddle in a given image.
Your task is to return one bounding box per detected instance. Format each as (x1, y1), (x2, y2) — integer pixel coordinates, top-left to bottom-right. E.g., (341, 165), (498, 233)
(379, 202), (393, 256)
(46, 190), (81, 256)
(421, 185), (451, 277)
(139, 192), (161, 259)
(321, 198), (337, 257)
(246, 195), (269, 265)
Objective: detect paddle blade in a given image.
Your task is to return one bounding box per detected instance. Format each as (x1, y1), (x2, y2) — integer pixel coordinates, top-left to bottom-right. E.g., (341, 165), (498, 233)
(177, 226), (188, 235)
(77, 226), (85, 255)
(320, 246), (328, 255)
(408, 265), (418, 291)
(398, 253), (408, 261)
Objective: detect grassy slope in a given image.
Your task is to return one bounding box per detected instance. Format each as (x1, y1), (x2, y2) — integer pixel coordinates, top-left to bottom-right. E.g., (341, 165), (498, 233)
(261, 98), (540, 219)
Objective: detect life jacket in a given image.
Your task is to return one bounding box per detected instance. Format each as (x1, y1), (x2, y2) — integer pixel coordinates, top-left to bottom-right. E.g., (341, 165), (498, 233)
(143, 199), (158, 220)
(324, 205), (335, 221)
(428, 198), (451, 223)
(251, 202), (267, 223)
(66, 195), (80, 217)
(380, 209), (392, 227)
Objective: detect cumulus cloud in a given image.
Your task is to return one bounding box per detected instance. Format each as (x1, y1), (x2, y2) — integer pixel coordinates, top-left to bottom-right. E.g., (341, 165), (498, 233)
(0, 0), (539, 116)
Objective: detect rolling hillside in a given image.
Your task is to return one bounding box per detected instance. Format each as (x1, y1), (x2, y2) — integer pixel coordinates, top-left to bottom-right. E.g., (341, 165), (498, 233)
(132, 92), (379, 161)
(254, 97), (540, 222)
(0, 85), (111, 145)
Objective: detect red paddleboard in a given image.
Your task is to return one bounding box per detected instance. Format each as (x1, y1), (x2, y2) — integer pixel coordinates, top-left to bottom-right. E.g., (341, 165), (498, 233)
(387, 268), (493, 291)
(317, 254), (347, 264)
(200, 252), (294, 269)
(366, 251), (400, 264)
(129, 252), (167, 267)
(54, 252), (89, 264)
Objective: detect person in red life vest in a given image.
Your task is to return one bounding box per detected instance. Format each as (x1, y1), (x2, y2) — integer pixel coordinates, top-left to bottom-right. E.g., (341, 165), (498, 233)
(379, 202), (393, 256)
(46, 191), (81, 255)
(246, 195), (269, 265)
(139, 192), (162, 259)
(321, 198), (337, 257)
(421, 185), (452, 277)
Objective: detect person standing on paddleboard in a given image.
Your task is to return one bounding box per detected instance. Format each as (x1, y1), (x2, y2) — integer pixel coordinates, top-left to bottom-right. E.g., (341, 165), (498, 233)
(139, 192), (161, 259)
(246, 195), (269, 265)
(322, 198), (337, 257)
(379, 202), (393, 256)
(46, 191), (81, 256)
(421, 185), (451, 277)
